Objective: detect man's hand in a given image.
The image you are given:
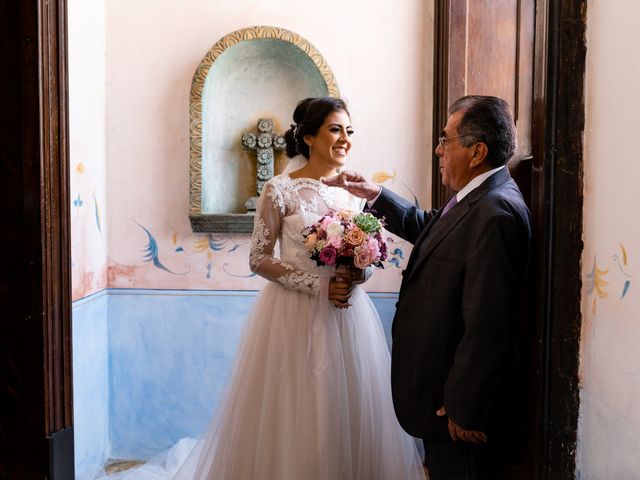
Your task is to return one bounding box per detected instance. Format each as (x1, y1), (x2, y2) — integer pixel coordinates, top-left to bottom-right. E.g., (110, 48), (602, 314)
(329, 266), (354, 308)
(436, 406), (488, 444)
(322, 170), (381, 202)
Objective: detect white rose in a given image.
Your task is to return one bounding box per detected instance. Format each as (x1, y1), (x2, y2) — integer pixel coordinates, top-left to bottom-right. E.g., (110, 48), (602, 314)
(326, 221), (345, 238)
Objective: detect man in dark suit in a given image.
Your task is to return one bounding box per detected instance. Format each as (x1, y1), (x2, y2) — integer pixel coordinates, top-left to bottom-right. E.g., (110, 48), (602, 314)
(324, 95), (531, 479)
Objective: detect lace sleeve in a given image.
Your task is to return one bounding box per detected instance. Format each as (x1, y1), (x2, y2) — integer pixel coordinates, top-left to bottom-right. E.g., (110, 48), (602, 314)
(249, 181), (320, 295)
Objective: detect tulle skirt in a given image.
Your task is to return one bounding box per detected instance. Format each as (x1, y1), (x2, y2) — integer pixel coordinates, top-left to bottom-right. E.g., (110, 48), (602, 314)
(99, 281), (425, 480)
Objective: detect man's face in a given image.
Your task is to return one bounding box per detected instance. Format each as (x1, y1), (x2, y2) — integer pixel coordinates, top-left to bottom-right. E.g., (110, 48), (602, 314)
(434, 110), (476, 192)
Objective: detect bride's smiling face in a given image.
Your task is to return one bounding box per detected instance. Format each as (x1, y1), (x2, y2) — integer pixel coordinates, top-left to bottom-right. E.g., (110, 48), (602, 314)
(304, 110), (353, 168)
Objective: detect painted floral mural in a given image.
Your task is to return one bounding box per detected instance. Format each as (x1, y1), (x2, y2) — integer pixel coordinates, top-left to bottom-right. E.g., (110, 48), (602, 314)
(70, 166), (420, 300)
(586, 243), (633, 314)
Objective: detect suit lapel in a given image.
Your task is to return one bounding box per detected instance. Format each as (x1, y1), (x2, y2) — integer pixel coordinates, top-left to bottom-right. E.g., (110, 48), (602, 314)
(402, 202), (469, 287)
(401, 168), (512, 289)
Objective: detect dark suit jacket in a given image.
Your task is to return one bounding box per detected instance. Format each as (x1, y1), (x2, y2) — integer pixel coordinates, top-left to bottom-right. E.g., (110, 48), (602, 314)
(372, 167), (531, 441)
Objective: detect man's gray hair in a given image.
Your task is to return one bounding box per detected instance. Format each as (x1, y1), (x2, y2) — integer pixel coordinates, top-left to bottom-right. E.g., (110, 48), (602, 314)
(450, 96), (517, 167)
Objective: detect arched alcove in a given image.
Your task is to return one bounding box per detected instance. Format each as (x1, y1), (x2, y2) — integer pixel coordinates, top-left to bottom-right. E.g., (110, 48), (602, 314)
(189, 26), (339, 232)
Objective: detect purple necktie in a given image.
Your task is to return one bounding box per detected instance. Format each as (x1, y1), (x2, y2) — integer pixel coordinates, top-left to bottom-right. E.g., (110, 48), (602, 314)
(441, 195), (458, 216)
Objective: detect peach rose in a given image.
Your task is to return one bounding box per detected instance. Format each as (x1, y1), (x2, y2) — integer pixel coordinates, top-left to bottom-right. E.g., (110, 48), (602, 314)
(345, 227), (366, 246)
(338, 209), (355, 220)
(353, 249), (373, 269)
(304, 233), (318, 251)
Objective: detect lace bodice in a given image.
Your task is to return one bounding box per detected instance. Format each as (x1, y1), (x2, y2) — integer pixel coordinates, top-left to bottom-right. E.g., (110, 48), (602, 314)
(249, 174), (363, 295)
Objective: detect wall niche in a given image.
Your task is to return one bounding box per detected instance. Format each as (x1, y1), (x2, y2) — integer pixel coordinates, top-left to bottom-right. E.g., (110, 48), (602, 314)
(189, 26), (339, 233)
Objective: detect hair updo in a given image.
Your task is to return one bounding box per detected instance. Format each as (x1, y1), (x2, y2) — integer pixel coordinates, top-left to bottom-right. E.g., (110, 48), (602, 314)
(284, 97), (350, 159)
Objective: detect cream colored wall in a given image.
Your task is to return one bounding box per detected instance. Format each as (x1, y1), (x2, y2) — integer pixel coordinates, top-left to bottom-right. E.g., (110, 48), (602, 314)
(578, 1), (640, 477)
(68, 0), (108, 300)
(93, 0), (433, 294)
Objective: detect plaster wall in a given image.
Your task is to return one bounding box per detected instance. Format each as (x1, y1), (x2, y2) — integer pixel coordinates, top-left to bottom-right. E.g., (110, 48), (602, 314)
(73, 293), (109, 479)
(578, 1), (640, 477)
(67, 0), (433, 299)
(68, 0), (108, 300)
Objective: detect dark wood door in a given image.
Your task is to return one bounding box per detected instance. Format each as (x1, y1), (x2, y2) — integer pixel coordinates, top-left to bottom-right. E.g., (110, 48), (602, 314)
(0, 1), (73, 478)
(433, 0), (534, 207)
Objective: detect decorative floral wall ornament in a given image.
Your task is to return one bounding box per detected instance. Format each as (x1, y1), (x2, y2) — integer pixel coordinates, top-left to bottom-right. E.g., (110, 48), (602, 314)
(222, 262), (257, 278)
(372, 170), (420, 207)
(93, 192), (102, 234)
(585, 243), (633, 313)
(171, 232), (186, 253)
(613, 243), (632, 298)
(193, 235), (229, 258)
(192, 234), (247, 278)
(73, 194), (83, 211)
(242, 133), (257, 149)
(586, 257), (609, 299)
(388, 245), (405, 268)
(135, 221), (189, 275)
(586, 257), (609, 315)
(372, 171), (396, 184)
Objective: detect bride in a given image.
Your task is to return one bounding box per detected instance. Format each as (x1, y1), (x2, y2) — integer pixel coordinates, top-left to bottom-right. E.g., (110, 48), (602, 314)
(105, 97), (425, 479)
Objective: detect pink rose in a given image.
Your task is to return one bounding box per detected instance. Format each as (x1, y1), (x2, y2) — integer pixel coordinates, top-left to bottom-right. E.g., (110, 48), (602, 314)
(321, 215), (336, 231)
(353, 249), (373, 269)
(365, 237), (381, 259)
(319, 245), (338, 266)
(326, 235), (344, 248)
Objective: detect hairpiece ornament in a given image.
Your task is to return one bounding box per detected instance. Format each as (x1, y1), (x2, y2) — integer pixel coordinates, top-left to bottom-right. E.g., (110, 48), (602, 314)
(291, 123), (301, 153)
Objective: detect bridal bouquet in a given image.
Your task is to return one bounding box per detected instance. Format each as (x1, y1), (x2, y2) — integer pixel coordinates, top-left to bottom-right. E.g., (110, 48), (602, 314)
(302, 210), (387, 269)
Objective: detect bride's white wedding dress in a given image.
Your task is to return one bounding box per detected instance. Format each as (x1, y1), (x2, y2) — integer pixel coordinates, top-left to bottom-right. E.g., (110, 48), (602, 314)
(100, 174), (425, 480)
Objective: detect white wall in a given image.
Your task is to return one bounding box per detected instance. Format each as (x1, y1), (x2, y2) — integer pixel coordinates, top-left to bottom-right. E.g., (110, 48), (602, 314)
(98, 0), (433, 293)
(578, 1), (640, 477)
(68, 0), (108, 300)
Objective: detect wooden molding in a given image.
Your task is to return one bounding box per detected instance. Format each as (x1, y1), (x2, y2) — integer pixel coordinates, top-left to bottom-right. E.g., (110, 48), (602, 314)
(531, 0), (586, 478)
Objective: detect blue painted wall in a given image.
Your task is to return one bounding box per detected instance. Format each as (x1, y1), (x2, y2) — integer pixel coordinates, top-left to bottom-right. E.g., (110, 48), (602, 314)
(107, 290), (254, 459)
(73, 289), (399, 471)
(73, 291), (110, 479)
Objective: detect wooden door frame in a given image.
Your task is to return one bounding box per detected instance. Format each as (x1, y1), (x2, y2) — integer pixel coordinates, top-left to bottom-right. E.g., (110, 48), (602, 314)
(0, 0), (73, 478)
(42, 0), (74, 476)
(530, 1), (585, 478)
(12, 0), (586, 477)
(432, 0), (586, 477)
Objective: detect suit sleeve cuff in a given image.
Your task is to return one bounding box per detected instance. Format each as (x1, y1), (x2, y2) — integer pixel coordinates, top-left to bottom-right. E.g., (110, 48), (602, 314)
(366, 185), (383, 208)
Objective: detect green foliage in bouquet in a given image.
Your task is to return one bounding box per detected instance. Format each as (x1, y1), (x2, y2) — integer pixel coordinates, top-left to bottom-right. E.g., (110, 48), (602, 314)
(353, 212), (383, 234)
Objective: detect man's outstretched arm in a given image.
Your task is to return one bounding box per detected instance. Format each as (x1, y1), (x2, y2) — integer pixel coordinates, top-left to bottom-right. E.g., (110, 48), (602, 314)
(324, 170), (435, 244)
(322, 170), (381, 202)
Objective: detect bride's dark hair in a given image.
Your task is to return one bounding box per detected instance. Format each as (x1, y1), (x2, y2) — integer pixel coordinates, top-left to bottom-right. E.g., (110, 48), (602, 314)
(284, 97), (350, 159)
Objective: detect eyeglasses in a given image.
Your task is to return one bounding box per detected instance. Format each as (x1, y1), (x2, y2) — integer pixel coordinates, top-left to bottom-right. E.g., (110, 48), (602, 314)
(438, 134), (472, 149)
